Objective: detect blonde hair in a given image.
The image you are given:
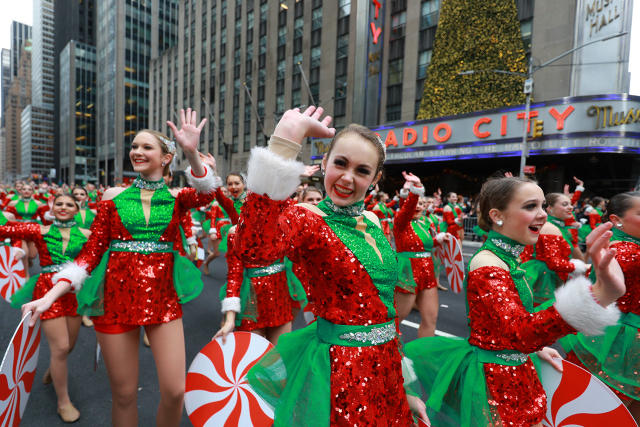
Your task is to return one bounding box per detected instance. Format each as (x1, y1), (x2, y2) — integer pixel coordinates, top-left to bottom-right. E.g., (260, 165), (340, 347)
(136, 129), (175, 176)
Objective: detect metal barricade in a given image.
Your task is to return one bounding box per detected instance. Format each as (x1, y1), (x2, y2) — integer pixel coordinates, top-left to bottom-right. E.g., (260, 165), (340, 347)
(463, 216), (480, 241)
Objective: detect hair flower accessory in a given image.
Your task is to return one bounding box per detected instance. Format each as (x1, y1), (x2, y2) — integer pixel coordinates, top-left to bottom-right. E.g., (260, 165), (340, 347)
(160, 136), (177, 154)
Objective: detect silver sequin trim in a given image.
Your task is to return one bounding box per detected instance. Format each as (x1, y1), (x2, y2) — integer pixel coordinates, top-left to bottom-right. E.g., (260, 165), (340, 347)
(133, 176), (165, 191)
(41, 264), (65, 273)
(250, 263), (285, 276)
(490, 238), (525, 258)
(53, 220), (77, 228)
(338, 323), (396, 345)
(496, 352), (528, 363)
(324, 199), (365, 217)
(110, 240), (172, 253)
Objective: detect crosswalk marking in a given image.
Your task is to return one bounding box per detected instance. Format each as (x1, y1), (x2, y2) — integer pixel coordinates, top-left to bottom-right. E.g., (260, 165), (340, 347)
(400, 320), (458, 338)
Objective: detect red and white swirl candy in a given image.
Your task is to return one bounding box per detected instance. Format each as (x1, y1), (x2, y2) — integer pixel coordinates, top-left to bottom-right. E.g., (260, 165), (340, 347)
(0, 313), (41, 427)
(185, 332), (274, 427)
(0, 246), (27, 303)
(442, 237), (464, 293)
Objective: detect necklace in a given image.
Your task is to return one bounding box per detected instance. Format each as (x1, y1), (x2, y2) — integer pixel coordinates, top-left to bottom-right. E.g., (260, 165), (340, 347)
(323, 198), (364, 217)
(53, 219), (77, 228)
(133, 175), (165, 191)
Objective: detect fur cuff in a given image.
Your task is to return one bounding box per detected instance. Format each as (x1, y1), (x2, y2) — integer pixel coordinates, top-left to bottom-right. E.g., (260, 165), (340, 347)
(247, 147), (306, 200)
(554, 275), (620, 336)
(209, 228), (218, 238)
(575, 185), (585, 192)
(221, 297), (241, 313)
(52, 262), (89, 293)
(44, 210), (55, 221)
(186, 236), (197, 245)
(409, 184), (425, 196)
(185, 164), (223, 194)
(569, 259), (588, 278)
(399, 189), (409, 199)
(435, 232), (447, 244)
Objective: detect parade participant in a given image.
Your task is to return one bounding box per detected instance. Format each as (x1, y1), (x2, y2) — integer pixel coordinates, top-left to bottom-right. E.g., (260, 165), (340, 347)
(404, 177), (623, 426)
(561, 192), (640, 421)
(299, 186), (323, 206)
(216, 107), (427, 425)
(371, 190), (396, 241)
(201, 198), (228, 275)
(21, 108), (221, 427)
(394, 171), (448, 338)
(4, 183), (49, 223)
(215, 228), (295, 345)
(0, 194), (89, 422)
(442, 191), (464, 241)
(523, 192), (588, 305)
(71, 186), (97, 230)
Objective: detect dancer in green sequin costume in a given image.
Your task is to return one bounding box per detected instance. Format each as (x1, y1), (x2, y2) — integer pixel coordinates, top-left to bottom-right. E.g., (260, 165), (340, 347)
(1, 194), (89, 422)
(22, 109), (221, 427)
(71, 186), (97, 230)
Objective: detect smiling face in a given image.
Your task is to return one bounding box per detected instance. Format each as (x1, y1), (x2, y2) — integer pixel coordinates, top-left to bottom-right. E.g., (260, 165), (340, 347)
(413, 197), (427, 219)
(301, 189), (323, 206)
(547, 194), (573, 220)
(129, 132), (172, 177)
(19, 185), (34, 199)
(322, 133), (382, 207)
(447, 193), (458, 204)
(490, 182), (547, 245)
(72, 188), (88, 204)
(226, 174), (245, 198)
(52, 195), (79, 221)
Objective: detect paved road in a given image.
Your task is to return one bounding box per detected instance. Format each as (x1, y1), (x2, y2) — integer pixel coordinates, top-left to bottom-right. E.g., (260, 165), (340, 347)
(3, 240), (480, 426)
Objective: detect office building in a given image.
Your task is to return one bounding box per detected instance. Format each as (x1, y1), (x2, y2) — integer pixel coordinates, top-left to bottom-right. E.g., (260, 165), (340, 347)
(21, 104), (55, 178)
(10, 22), (32, 80)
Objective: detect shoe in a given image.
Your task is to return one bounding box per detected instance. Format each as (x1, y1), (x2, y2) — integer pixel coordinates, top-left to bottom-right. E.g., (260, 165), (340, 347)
(81, 316), (94, 327)
(437, 284), (449, 291)
(57, 403), (80, 423)
(143, 332), (150, 347)
(42, 367), (52, 385)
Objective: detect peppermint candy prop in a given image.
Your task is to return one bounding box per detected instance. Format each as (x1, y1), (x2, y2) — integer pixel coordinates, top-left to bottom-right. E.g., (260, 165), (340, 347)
(0, 313), (41, 427)
(185, 332), (274, 426)
(0, 244), (27, 303)
(539, 358), (636, 426)
(195, 237), (205, 269)
(441, 237), (464, 293)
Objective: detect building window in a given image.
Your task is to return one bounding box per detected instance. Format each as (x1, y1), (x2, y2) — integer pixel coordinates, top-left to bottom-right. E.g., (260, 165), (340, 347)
(520, 19), (532, 52)
(421, 0), (440, 29)
(416, 49), (432, 80)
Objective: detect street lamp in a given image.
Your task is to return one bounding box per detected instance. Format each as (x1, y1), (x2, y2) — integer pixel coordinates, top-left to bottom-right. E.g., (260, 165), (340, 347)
(459, 31), (628, 177)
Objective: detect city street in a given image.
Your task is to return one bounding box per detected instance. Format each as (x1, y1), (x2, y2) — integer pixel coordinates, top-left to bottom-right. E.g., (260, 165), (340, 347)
(1, 240), (479, 426)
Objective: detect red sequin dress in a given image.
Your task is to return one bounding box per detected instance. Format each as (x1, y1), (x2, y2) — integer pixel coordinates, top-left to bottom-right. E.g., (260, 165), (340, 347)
(442, 203), (463, 239)
(72, 186), (213, 327)
(467, 266), (575, 425)
(224, 232), (294, 330)
(534, 234), (576, 282)
(0, 222), (87, 320)
(393, 192), (438, 293)
(235, 193), (413, 426)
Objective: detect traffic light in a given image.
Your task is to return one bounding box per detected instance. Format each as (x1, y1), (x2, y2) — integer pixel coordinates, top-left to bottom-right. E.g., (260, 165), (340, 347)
(532, 119), (544, 139)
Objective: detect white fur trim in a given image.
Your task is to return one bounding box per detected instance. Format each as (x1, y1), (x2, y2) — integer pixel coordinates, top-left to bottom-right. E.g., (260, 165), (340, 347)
(186, 236), (197, 245)
(393, 195), (400, 202)
(221, 297), (241, 313)
(185, 164), (223, 194)
(435, 232), (447, 244)
(554, 275), (620, 336)
(455, 217), (463, 225)
(44, 210), (55, 221)
(402, 357), (418, 387)
(13, 247), (26, 259)
(569, 259), (588, 278)
(409, 184), (425, 197)
(247, 147), (306, 200)
(52, 262), (89, 293)
(575, 185), (585, 192)
(399, 189), (409, 199)
(209, 228), (218, 238)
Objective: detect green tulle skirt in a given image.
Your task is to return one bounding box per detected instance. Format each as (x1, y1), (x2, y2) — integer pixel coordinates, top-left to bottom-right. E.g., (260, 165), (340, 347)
(561, 312), (640, 400)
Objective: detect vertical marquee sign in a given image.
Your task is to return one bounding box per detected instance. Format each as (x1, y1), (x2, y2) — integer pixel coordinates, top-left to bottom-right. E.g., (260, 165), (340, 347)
(364, 0), (385, 126)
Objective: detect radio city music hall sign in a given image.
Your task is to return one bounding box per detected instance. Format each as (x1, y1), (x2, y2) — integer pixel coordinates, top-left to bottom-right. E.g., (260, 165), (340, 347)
(310, 94), (640, 163)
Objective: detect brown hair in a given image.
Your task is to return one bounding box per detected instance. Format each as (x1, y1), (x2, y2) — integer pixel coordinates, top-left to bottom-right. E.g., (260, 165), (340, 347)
(135, 129), (175, 176)
(544, 193), (566, 210)
(477, 177), (532, 231)
(226, 171), (245, 185)
(53, 194), (80, 212)
(326, 124), (386, 174)
(604, 192), (640, 222)
(301, 187), (323, 202)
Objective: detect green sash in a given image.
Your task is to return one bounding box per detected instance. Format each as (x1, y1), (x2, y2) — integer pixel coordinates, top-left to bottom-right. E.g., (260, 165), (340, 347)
(447, 203), (459, 219)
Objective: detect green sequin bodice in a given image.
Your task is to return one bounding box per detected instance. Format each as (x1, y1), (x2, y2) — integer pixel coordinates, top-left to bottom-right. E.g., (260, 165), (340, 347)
(44, 226), (88, 265)
(113, 185), (175, 241)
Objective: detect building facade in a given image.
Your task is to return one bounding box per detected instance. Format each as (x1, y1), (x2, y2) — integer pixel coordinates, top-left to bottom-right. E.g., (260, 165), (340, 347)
(1, 48), (11, 126)
(95, 0), (178, 185)
(21, 104), (55, 178)
(3, 43), (31, 181)
(10, 22), (32, 80)
(58, 41), (97, 184)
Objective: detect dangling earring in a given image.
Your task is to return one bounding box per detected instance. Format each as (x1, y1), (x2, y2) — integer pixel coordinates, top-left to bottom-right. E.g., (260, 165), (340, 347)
(161, 161), (166, 167)
(496, 220), (504, 227)
(368, 185), (374, 191)
(617, 223), (623, 228)
(321, 169), (325, 176)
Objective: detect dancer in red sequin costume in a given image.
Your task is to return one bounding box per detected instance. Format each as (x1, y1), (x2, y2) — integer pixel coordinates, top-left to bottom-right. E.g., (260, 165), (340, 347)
(394, 171), (449, 338)
(442, 191), (464, 242)
(22, 109), (221, 427)
(0, 194), (89, 422)
(404, 177), (624, 427)
(215, 107), (427, 425)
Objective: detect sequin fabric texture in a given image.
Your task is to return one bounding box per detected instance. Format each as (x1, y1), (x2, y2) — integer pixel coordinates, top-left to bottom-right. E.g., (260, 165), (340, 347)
(467, 266), (575, 426)
(611, 240), (640, 314)
(443, 205), (463, 238)
(235, 193), (413, 426)
(534, 234), (575, 281)
(393, 192), (438, 293)
(225, 233), (294, 330)
(74, 187), (214, 326)
(0, 222), (85, 319)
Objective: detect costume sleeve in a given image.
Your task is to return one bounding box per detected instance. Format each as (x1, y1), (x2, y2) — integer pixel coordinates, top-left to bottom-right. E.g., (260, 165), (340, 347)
(176, 187), (216, 212)
(570, 187), (583, 206)
(4, 206), (17, 217)
(214, 187), (239, 225)
(589, 213), (601, 229)
(225, 235), (244, 299)
(0, 222), (41, 242)
(181, 210), (196, 245)
(35, 204), (53, 225)
(535, 234), (576, 278)
(443, 208), (456, 229)
(394, 192), (419, 233)
(363, 193), (374, 206)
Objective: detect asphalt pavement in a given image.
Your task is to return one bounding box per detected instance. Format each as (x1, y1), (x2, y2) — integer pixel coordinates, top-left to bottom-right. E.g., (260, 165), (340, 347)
(2, 240), (481, 426)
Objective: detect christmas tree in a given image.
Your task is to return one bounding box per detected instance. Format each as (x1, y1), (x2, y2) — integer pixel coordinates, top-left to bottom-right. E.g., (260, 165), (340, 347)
(417, 0), (528, 119)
